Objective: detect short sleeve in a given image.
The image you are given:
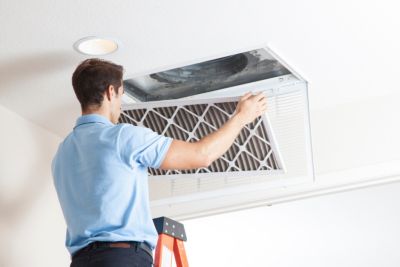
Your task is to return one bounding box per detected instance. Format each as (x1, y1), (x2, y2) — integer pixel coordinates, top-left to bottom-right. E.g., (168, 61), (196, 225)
(119, 124), (173, 169)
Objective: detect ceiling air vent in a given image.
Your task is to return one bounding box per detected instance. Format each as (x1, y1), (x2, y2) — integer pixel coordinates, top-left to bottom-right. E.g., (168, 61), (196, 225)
(120, 46), (314, 219)
(119, 97), (284, 177)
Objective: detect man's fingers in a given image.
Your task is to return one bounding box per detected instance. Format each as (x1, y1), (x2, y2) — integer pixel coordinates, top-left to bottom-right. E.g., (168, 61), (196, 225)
(240, 91), (252, 101)
(258, 98), (267, 105)
(241, 91), (266, 103)
(253, 91), (266, 101)
(257, 108), (267, 116)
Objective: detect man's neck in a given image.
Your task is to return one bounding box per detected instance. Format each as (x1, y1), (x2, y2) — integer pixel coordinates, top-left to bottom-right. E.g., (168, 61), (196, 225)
(82, 107), (112, 123)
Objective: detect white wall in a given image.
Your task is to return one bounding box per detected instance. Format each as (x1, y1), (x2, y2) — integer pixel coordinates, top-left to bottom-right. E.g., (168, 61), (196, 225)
(0, 105), (69, 266)
(184, 181), (400, 267)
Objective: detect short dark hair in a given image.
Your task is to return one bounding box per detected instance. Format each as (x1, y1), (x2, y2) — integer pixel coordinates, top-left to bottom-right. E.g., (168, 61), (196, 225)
(72, 58), (123, 110)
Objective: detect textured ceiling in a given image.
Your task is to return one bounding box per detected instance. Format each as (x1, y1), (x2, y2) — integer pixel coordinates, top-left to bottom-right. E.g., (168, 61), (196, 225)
(1, 1), (399, 169)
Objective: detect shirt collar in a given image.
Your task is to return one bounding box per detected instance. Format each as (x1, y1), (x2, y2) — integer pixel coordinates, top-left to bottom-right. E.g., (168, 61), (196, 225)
(74, 114), (114, 128)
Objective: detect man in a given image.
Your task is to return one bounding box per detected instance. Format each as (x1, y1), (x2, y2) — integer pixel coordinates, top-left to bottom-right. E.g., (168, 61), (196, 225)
(52, 58), (267, 267)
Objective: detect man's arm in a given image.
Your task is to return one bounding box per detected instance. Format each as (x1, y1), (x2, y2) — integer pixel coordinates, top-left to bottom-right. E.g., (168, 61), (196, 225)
(160, 91), (267, 170)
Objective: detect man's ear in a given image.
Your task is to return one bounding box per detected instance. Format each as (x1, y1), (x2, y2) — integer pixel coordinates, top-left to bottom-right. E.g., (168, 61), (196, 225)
(105, 85), (115, 101)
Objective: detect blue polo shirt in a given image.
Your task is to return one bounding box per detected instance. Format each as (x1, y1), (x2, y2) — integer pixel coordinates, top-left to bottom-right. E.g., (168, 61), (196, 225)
(51, 114), (173, 256)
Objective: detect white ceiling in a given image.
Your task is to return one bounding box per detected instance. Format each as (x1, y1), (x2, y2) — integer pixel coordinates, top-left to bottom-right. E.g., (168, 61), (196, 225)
(1, 0), (399, 175)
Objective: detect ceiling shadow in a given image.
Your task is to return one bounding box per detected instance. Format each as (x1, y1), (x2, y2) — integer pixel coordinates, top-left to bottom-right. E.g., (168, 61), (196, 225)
(0, 51), (82, 90)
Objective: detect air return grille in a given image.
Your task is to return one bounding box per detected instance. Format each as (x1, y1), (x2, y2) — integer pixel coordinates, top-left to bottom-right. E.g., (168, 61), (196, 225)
(119, 97), (284, 177)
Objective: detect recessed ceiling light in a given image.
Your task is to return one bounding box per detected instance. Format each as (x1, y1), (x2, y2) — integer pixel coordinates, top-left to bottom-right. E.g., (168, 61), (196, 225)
(73, 37), (118, 56)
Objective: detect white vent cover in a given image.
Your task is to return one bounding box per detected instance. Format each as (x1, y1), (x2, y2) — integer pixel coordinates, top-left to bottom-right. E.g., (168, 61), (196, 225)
(119, 97), (284, 177)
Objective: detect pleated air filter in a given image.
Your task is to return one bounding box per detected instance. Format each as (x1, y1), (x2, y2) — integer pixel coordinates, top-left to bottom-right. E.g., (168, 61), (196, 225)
(119, 97), (284, 177)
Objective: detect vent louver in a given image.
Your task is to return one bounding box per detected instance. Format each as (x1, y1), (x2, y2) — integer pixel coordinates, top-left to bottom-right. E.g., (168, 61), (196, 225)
(119, 97), (284, 177)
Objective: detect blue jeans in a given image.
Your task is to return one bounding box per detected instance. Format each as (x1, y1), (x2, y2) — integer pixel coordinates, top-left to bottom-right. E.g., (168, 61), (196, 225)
(70, 245), (153, 267)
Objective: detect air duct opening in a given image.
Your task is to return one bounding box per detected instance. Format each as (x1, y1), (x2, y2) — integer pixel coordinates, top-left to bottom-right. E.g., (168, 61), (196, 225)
(123, 48), (293, 102)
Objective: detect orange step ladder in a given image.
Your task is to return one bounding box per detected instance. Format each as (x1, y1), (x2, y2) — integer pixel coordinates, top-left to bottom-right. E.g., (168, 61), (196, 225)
(153, 217), (189, 267)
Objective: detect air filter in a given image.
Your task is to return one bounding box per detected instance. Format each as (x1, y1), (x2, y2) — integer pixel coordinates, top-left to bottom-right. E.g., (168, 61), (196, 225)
(119, 96), (284, 177)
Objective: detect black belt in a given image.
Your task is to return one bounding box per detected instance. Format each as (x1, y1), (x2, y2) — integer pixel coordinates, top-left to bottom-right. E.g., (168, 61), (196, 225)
(73, 241), (153, 259)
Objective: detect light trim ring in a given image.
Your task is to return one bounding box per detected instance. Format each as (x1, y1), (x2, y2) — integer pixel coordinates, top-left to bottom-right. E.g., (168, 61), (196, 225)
(73, 36), (118, 56)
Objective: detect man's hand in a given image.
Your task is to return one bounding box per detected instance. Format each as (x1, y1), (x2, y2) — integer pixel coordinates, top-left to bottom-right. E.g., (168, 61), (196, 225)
(234, 91), (268, 127)
(159, 91), (268, 170)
